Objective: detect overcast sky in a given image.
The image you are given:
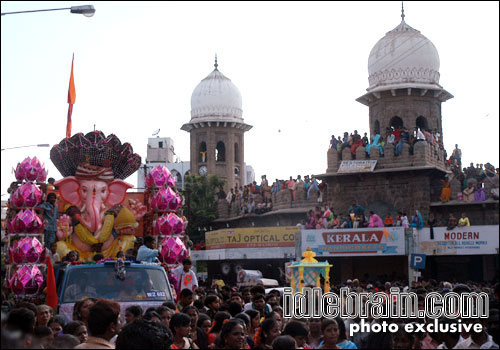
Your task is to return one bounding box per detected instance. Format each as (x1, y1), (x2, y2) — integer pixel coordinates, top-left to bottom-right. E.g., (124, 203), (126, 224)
(1, 1), (499, 196)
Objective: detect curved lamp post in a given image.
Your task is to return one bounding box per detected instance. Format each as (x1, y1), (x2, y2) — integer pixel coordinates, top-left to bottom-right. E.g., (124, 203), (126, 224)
(2, 5), (96, 17)
(1, 144), (50, 151)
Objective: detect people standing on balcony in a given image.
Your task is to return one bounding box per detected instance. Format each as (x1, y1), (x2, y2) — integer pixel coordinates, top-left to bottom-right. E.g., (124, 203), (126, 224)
(287, 176), (296, 202)
(440, 177), (452, 202)
(362, 132), (369, 147)
(330, 135), (338, 149)
(401, 213), (409, 228)
(341, 132), (350, 151)
(366, 134), (383, 156)
(474, 184), (487, 202)
(348, 201), (364, 216)
(307, 176), (320, 200)
(447, 213), (458, 230)
(463, 182), (475, 202)
(458, 213), (470, 227)
(368, 211), (384, 227)
(384, 213), (394, 227)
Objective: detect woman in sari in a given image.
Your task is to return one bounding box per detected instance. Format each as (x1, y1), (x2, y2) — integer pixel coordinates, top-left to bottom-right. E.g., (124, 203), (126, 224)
(440, 178), (451, 202)
(366, 134), (383, 156)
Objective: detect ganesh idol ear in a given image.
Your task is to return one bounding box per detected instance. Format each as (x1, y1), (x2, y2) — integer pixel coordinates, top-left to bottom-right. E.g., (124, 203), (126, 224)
(106, 180), (133, 207)
(55, 177), (80, 205)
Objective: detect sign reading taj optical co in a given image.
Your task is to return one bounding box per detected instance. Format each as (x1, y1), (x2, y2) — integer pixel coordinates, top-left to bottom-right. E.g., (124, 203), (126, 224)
(205, 226), (298, 249)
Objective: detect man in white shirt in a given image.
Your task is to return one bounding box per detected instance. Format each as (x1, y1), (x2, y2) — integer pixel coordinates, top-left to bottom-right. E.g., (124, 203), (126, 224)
(173, 258), (198, 297)
(136, 236), (159, 263)
(454, 322), (498, 349)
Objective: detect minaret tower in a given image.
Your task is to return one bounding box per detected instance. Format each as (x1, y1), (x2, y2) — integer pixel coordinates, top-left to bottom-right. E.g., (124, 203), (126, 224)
(356, 5), (453, 139)
(181, 57), (252, 191)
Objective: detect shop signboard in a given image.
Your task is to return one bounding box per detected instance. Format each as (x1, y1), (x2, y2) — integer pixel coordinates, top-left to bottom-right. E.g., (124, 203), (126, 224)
(419, 225), (499, 255)
(301, 227), (405, 257)
(205, 226), (298, 250)
(338, 160), (377, 173)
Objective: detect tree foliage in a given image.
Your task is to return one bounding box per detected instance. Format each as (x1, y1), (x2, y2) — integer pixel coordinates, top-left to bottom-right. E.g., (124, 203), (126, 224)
(183, 174), (225, 243)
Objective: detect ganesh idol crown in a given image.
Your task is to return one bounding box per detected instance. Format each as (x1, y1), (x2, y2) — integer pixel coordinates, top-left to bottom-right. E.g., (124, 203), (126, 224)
(50, 131), (142, 261)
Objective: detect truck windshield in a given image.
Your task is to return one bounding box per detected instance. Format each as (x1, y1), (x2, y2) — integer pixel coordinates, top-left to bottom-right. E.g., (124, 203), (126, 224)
(62, 266), (171, 303)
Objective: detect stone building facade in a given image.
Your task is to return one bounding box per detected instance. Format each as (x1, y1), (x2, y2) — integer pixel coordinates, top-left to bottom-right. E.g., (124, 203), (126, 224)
(187, 125), (247, 190)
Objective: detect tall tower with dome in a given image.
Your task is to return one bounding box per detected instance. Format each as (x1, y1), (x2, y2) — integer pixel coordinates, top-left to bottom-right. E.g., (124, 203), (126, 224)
(356, 8), (453, 138)
(320, 7), (454, 221)
(181, 58), (252, 191)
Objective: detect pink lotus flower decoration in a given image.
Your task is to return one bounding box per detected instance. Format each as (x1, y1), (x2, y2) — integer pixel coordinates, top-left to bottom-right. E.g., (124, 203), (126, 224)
(10, 209), (44, 234)
(14, 157), (47, 183)
(167, 213), (185, 235)
(146, 166), (175, 188)
(153, 213), (185, 236)
(160, 236), (187, 264)
(9, 265), (44, 296)
(11, 183), (43, 208)
(57, 215), (73, 241)
(151, 187), (182, 212)
(11, 237), (45, 264)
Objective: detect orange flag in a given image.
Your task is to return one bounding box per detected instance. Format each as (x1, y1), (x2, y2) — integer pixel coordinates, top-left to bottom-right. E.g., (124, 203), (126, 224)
(66, 54), (76, 138)
(45, 257), (59, 310)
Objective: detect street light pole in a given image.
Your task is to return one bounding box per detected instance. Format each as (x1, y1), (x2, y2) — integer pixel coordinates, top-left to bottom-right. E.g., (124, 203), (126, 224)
(1, 144), (50, 151)
(2, 5), (96, 17)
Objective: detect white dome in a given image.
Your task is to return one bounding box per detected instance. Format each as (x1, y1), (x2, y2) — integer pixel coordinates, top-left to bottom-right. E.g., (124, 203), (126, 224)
(367, 20), (441, 92)
(190, 67), (243, 123)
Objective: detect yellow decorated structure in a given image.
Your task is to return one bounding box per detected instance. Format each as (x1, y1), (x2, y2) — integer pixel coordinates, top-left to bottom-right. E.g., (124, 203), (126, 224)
(290, 248), (332, 293)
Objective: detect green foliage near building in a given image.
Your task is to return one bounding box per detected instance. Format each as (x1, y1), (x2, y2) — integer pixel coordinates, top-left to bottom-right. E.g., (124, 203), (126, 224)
(183, 174), (225, 243)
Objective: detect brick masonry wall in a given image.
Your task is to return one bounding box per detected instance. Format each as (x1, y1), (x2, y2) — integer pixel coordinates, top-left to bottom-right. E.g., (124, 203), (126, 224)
(325, 171), (433, 219)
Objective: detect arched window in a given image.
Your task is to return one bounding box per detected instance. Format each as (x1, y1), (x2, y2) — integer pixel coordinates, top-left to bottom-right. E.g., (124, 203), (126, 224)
(199, 142), (207, 162)
(416, 116), (428, 131)
(216, 141), (226, 162)
(390, 116), (404, 130)
(374, 120), (380, 135)
(234, 143), (240, 163)
(171, 170), (182, 185)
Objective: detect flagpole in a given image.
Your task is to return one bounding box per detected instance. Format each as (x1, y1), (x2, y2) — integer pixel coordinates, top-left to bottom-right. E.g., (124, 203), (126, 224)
(66, 54), (76, 138)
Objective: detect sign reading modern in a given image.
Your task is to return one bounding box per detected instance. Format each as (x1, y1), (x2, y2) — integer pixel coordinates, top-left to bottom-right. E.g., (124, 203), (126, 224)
(420, 225), (499, 255)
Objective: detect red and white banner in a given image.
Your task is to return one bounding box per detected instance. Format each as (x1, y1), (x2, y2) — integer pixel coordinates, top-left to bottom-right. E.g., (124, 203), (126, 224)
(301, 227), (405, 257)
(419, 225), (499, 255)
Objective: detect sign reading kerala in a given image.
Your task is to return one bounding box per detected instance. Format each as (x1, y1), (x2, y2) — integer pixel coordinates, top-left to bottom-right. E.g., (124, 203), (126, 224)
(301, 227), (405, 256)
(338, 160), (377, 173)
(420, 225), (499, 255)
(205, 226), (298, 249)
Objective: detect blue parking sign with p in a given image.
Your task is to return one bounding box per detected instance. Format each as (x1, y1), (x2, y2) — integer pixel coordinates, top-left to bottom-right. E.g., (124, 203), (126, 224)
(411, 254), (426, 269)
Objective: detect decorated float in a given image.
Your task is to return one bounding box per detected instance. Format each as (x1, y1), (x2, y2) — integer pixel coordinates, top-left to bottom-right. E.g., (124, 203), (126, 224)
(4, 130), (191, 301)
(290, 248), (332, 293)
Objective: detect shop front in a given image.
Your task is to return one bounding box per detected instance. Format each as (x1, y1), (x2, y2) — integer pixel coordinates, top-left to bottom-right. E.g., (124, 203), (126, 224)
(418, 225), (499, 282)
(299, 227), (407, 284)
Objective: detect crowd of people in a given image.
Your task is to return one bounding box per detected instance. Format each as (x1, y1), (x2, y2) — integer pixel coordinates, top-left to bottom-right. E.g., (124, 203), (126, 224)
(296, 202), (478, 233)
(297, 202), (430, 230)
(2, 277), (499, 349)
(442, 147), (499, 202)
(217, 175), (325, 216)
(329, 127), (444, 159)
